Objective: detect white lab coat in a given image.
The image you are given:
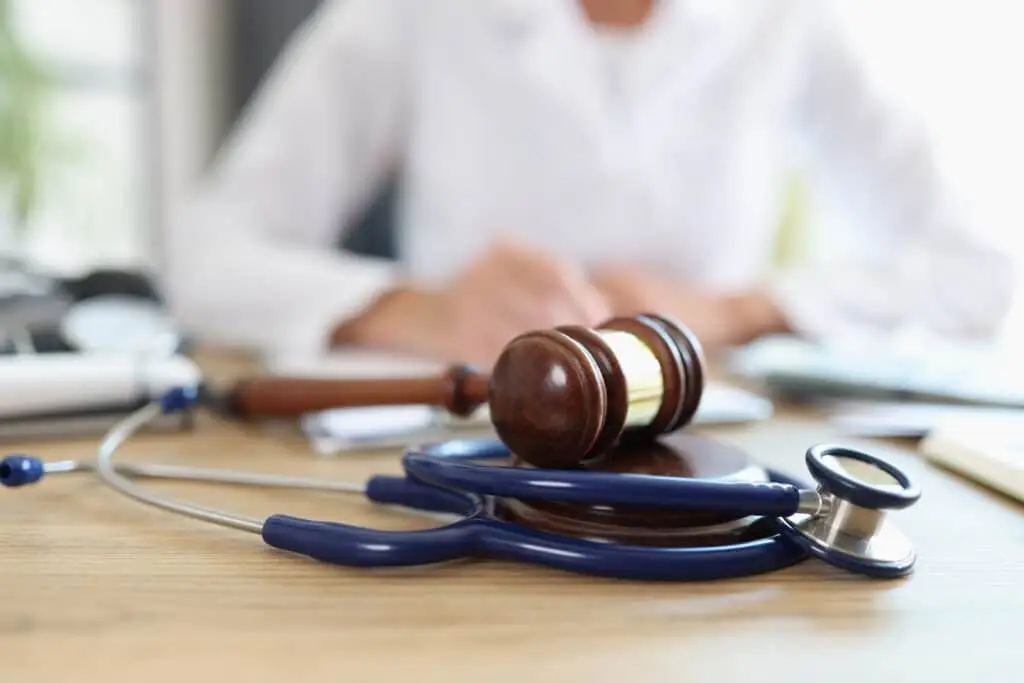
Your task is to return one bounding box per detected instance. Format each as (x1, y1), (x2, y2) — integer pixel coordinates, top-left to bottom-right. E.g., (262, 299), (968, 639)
(165, 0), (1014, 353)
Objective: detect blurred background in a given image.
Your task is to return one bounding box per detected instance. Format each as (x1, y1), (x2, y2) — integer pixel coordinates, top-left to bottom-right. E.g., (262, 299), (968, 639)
(0, 0), (1021, 340)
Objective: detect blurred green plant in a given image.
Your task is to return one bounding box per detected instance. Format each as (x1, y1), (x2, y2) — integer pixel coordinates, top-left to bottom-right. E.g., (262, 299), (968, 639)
(0, 0), (70, 246)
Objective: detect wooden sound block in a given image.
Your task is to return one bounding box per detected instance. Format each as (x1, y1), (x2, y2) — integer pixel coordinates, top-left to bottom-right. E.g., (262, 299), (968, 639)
(498, 433), (777, 547)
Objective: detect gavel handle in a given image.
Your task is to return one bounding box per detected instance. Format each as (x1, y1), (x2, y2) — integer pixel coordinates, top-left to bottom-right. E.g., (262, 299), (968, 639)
(223, 365), (490, 419)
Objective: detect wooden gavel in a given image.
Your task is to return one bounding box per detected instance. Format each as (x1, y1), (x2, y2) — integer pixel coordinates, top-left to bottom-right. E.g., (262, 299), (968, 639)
(224, 313), (705, 469)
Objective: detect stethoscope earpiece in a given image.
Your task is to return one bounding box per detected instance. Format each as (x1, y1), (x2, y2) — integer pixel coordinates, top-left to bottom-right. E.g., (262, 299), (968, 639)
(0, 454), (45, 488)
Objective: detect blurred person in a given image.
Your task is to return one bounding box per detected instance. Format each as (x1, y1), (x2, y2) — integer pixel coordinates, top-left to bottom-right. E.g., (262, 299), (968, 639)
(165, 0), (1014, 368)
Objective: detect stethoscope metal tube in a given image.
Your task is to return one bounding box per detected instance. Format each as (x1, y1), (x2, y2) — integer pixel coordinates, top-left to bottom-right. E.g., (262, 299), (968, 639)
(24, 458), (367, 494)
(1, 387), (922, 581)
(0, 391), (366, 536)
(94, 398), (262, 533)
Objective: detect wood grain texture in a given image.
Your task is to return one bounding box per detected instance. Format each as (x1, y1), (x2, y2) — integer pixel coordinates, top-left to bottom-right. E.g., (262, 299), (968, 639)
(1, 349), (1021, 683)
(489, 329), (608, 468)
(556, 325), (629, 457)
(226, 365), (489, 418)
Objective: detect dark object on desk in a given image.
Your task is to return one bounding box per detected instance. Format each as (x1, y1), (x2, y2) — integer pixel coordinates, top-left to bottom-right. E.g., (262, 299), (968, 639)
(0, 267), (179, 354)
(61, 268), (164, 302)
(223, 313), (705, 469)
(0, 265), (73, 353)
(0, 268), (191, 441)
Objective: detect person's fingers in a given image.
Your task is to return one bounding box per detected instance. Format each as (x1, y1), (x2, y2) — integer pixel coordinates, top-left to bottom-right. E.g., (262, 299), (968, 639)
(455, 269), (541, 333)
(589, 271), (640, 316)
(463, 246), (567, 328)
(440, 332), (502, 370)
(487, 241), (611, 326)
(490, 240), (569, 297)
(557, 271), (613, 325)
(461, 287), (542, 348)
(424, 295), (507, 368)
(443, 304), (525, 369)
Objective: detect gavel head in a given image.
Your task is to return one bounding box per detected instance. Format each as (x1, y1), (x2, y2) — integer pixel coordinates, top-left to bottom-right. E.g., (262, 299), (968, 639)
(487, 313), (705, 469)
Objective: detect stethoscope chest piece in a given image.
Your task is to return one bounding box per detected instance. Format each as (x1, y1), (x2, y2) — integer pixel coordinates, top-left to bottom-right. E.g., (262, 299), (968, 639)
(775, 445), (921, 578)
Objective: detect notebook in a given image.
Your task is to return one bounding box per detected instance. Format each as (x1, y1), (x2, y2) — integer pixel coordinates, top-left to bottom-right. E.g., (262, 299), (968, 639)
(919, 423), (1024, 504)
(264, 349), (775, 454)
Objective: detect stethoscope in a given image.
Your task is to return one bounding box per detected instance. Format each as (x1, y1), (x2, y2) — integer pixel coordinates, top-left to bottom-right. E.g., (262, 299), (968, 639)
(2, 384), (922, 581)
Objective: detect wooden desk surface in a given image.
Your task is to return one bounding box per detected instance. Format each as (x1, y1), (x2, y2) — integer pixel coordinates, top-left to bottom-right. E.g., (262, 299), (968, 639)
(1, 351), (1021, 682)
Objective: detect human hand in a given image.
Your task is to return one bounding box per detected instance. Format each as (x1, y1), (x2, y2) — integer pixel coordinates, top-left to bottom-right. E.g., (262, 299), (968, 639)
(589, 267), (789, 351)
(336, 240), (612, 368)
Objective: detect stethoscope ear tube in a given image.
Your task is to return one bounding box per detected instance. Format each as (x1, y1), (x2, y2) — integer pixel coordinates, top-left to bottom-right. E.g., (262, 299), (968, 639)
(364, 475), (479, 516)
(261, 514), (482, 568)
(401, 449), (804, 517)
(259, 471), (814, 581)
(263, 475), (481, 568)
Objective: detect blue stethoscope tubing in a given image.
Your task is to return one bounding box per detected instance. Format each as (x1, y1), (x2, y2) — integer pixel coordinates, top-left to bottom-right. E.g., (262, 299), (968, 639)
(1, 388), (918, 581)
(263, 441), (811, 581)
